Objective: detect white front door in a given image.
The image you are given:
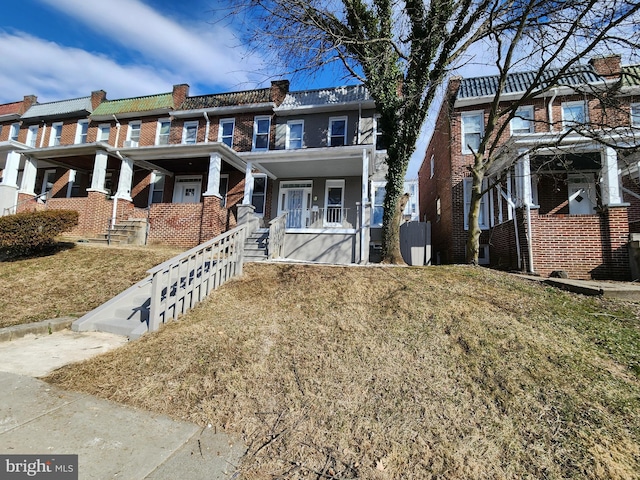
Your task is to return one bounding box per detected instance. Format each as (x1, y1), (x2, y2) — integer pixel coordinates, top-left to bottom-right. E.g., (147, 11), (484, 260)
(173, 176), (202, 203)
(279, 181), (312, 228)
(568, 175), (596, 215)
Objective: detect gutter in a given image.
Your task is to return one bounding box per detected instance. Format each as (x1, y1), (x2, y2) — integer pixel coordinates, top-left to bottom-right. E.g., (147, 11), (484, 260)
(113, 115), (121, 147)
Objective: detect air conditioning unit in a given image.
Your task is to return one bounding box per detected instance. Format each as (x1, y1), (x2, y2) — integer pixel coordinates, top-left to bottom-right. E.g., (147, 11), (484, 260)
(123, 140), (138, 147)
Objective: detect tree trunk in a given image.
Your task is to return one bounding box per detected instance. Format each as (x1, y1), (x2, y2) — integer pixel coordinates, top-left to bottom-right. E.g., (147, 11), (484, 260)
(382, 192), (410, 264)
(466, 162), (485, 265)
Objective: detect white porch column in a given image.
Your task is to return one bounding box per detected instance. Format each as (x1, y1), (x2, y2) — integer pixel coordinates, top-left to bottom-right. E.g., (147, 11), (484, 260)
(243, 161), (254, 204)
(2, 151), (21, 188)
(66, 170), (77, 198)
(601, 146), (623, 205)
(515, 152), (532, 206)
(203, 152), (222, 197)
(360, 148), (370, 264)
(88, 150), (109, 193)
(20, 156), (38, 195)
(114, 156), (133, 201)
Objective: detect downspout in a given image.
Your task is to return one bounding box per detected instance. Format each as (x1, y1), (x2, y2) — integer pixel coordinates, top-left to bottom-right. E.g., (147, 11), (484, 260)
(357, 103), (362, 144)
(547, 88), (558, 132)
(500, 189), (521, 271)
(203, 112), (210, 143)
(113, 114), (121, 147)
(111, 150), (127, 229)
(525, 203), (535, 274)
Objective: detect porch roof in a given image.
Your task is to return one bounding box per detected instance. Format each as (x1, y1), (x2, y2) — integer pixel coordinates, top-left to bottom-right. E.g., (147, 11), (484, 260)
(240, 145), (374, 179)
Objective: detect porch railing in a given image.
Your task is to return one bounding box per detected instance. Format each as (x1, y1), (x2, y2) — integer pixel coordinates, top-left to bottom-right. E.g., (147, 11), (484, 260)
(285, 208), (351, 228)
(3, 190), (49, 216)
(147, 224), (246, 332)
(268, 212), (287, 259)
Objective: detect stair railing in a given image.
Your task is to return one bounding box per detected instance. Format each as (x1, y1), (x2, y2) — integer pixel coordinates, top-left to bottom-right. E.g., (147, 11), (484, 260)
(147, 224), (247, 332)
(268, 212), (288, 259)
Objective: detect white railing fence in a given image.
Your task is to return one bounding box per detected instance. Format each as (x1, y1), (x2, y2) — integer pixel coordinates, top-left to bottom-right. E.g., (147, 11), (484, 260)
(268, 212), (287, 259)
(285, 207), (351, 228)
(147, 224), (246, 332)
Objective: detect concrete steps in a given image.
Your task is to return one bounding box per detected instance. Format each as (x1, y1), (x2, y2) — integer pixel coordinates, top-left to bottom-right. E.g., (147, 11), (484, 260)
(243, 228), (269, 262)
(82, 218), (147, 246)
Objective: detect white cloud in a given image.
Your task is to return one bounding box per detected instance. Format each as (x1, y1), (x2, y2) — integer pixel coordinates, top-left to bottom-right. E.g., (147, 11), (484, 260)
(0, 32), (176, 103)
(36, 0), (267, 90)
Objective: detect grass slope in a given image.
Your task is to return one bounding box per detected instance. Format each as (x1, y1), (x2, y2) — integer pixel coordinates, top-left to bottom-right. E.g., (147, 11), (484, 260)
(0, 243), (182, 328)
(47, 264), (640, 479)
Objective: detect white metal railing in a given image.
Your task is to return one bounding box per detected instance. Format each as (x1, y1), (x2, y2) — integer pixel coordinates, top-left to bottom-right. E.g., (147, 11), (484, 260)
(147, 224), (246, 332)
(268, 212), (287, 259)
(285, 208), (351, 228)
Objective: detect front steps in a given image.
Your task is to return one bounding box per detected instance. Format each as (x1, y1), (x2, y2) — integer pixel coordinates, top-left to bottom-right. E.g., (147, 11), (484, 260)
(83, 218), (147, 246)
(243, 228), (269, 262)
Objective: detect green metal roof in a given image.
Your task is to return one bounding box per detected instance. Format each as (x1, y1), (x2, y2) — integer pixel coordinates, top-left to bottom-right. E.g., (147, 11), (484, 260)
(622, 65), (640, 87)
(92, 93), (174, 116)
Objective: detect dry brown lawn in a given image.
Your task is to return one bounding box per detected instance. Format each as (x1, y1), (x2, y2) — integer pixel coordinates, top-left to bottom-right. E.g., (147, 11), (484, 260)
(0, 243), (183, 327)
(47, 263), (640, 479)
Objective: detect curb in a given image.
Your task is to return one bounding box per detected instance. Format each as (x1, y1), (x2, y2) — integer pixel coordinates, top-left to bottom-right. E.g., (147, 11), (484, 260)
(0, 317), (77, 343)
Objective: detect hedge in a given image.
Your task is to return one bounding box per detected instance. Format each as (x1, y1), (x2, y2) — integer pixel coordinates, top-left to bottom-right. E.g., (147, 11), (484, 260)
(0, 210), (79, 256)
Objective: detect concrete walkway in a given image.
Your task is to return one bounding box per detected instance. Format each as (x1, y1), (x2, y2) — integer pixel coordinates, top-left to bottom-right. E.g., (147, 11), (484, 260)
(0, 323), (243, 479)
(516, 274), (640, 301)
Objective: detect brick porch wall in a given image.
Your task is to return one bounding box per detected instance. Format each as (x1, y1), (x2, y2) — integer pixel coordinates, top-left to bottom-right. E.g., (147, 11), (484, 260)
(147, 203), (204, 248)
(489, 220), (519, 271)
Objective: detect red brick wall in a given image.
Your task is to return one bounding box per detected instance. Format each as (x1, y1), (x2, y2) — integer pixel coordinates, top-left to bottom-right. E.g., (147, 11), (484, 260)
(489, 219), (520, 271)
(147, 203), (204, 248)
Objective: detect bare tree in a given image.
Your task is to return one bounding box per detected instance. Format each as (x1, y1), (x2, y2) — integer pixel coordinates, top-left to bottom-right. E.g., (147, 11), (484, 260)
(229, 0), (529, 263)
(462, 0), (640, 265)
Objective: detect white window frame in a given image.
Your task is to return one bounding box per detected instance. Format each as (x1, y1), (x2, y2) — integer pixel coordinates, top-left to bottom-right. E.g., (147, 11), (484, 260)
(218, 118), (235, 148)
(9, 122), (20, 142)
(461, 111), (484, 155)
(219, 174), (229, 207)
(172, 175), (202, 203)
(510, 106), (534, 135)
(463, 177), (490, 230)
(324, 179), (345, 226)
(155, 118), (171, 145)
(250, 173), (267, 216)
(371, 181), (386, 227)
(286, 120), (304, 150)
(75, 120), (89, 144)
(126, 121), (141, 147)
(373, 114), (386, 151)
(562, 101), (587, 131)
(97, 124), (111, 143)
(49, 122), (63, 146)
(182, 121), (199, 144)
(149, 173), (165, 204)
(252, 116), (271, 151)
(41, 169), (57, 196)
(328, 116), (348, 147)
(26, 125), (38, 147)
(631, 103), (640, 127)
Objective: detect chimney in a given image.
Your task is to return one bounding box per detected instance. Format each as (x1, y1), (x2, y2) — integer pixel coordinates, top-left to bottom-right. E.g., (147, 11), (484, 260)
(270, 80), (289, 106)
(91, 90), (107, 110)
(172, 84), (190, 108)
(20, 95), (37, 114)
(589, 54), (621, 80)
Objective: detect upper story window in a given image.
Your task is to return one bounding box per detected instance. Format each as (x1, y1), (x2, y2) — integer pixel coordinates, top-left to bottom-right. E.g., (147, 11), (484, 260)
(461, 111), (483, 154)
(26, 125), (38, 147)
(511, 106), (534, 135)
(219, 119), (235, 148)
(49, 122), (63, 146)
(182, 121), (199, 144)
(75, 120), (89, 144)
(9, 123), (20, 142)
(126, 121), (141, 147)
(253, 116), (271, 151)
(156, 118), (171, 145)
(631, 104), (640, 127)
(286, 120), (304, 149)
(371, 181), (386, 227)
(329, 117), (347, 147)
(562, 101), (587, 131)
(98, 124), (111, 143)
(373, 114), (386, 150)
(430, 154), (435, 179)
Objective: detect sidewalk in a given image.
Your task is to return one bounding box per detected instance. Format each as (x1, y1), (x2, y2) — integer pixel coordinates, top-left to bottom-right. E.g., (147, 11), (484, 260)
(0, 325), (244, 479)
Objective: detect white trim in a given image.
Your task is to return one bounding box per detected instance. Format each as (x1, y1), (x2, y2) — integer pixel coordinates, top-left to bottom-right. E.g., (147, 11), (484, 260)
(97, 124), (111, 143)
(126, 120), (141, 146)
(373, 114), (386, 151)
(182, 120), (199, 144)
(41, 169), (57, 196)
(218, 118), (235, 148)
(252, 115), (271, 151)
(324, 179), (345, 226)
(219, 173), (229, 207)
(26, 125), (38, 148)
(250, 172), (267, 216)
(75, 119), (89, 144)
(510, 105), (534, 135)
(9, 123), (20, 142)
(285, 119), (304, 150)
(561, 100), (587, 131)
(172, 175), (202, 203)
(49, 122), (63, 147)
(155, 118), (171, 145)
(461, 111), (484, 155)
(371, 180), (386, 227)
(631, 103), (640, 127)
(328, 116), (348, 147)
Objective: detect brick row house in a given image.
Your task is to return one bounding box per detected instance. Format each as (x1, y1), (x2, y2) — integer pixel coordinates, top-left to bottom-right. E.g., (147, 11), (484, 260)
(419, 55), (640, 279)
(0, 81), (390, 264)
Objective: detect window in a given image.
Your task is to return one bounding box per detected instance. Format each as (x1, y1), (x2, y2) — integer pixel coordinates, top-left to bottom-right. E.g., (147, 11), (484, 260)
(463, 177), (489, 230)
(430, 155), (435, 179)
(562, 101), (587, 131)
(436, 197), (441, 222)
(126, 121), (141, 146)
(374, 114), (386, 150)
(253, 116), (271, 151)
(26, 125), (38, 147)
(329, 117), (347, 146)
(461, 112), (483, 154)
(150, 174), (165, 204)
(372, 182), (386, 227)
(40, 169), (57, 196)
(9, 123), (20, 142)
(219, 174), (229, 207)
(156, 119), (171, 145)
(182, 121), (199, 144)
(75, 120), (89, 144)
(49, 122), (63, 146)
(404, 182), (418, 219)
(251, 174), (267, 215)
(631, 104), (640, 127)
(325, 180), (345, 225)
(98, 124), (111, 143)
(511, 106), (534, 134)
(286, 120), (304, 149)
(218, 119), (234, 148)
